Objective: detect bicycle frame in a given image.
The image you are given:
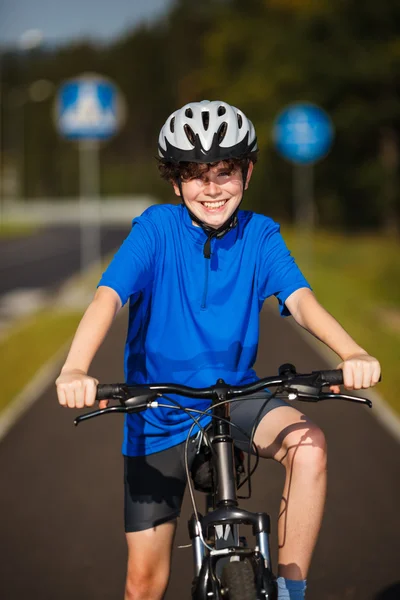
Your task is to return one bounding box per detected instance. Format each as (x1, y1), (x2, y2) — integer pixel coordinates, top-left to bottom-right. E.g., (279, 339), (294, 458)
(188, 384), (276, 600)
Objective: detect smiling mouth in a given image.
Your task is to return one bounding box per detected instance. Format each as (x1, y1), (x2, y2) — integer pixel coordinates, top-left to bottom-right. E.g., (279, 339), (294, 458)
(201, 199), (228, 211)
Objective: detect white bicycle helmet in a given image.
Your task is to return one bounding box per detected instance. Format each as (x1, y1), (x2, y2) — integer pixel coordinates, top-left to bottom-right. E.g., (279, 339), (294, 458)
(158, 100), (258, 163)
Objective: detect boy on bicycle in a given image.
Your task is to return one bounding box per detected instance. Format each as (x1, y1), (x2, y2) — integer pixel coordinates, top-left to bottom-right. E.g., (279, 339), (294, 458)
(56, 100), (381, 600)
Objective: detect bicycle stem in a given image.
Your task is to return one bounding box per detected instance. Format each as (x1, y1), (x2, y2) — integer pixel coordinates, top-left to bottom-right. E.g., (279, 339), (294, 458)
(211, 385), (238, 508)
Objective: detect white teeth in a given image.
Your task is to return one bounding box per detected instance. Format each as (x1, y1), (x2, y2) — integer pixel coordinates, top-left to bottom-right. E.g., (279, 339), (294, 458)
(203, 200), (227, 209)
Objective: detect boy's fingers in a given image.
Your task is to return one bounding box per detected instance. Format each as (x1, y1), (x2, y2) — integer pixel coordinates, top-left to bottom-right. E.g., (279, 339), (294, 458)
(84, 379), (97, 407)
(342, 363), (353, 390)
(372, 364), (381, 385)
(58, 388), (67, 407)
(363, 364), (374, 388)
(353, 366), (363, 390)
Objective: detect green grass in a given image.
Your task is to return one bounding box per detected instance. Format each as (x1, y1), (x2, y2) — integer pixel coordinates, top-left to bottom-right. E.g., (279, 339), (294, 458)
(0, 253), (112, 415)
(0, 310), (82, 411)
(282, 228), (400, 414)
(0, 222), (38, 238)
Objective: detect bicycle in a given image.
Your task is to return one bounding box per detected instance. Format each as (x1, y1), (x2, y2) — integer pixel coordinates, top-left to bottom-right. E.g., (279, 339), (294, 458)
(73, 363), (373, 600)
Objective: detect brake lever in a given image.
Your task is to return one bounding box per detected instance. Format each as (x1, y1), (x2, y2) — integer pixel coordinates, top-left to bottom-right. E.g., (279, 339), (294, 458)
(318, 393), (372, 407)
(74, 401), (152, 426)
(286, 390), (372, 408)
(74, 405), (128, 425)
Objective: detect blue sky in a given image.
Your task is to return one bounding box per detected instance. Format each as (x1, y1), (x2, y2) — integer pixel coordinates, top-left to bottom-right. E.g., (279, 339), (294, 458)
(0, 0), (175, 47)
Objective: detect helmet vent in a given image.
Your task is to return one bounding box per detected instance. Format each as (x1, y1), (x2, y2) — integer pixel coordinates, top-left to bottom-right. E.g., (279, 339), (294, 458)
(185, 108), (193, 118)
(237, 114), (243, 129)
(184, 124), (196, 146)
(170, 117), (175, 133)
(217, 105), (226, 117)
(202, 111), (210, 131)
(217, 122), (228, 143)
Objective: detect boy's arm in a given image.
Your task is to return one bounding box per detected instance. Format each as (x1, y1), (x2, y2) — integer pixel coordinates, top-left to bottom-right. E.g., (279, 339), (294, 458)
(284, 287), (381, 391)
(56, 286), (122, 408)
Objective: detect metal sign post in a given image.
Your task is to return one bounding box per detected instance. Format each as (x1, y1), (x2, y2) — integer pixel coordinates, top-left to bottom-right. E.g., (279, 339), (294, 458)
(273, 103), (334, 268)
(293, 162), (314, 230)
(79, 140), (101, 272)
(54, 74), (124, 274)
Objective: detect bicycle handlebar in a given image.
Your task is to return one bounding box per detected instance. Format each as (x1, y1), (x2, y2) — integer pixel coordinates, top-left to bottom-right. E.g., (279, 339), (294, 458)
(96, 371), (339, 400)
(95, 366), (346, 400)
(74, 364), (376, 426)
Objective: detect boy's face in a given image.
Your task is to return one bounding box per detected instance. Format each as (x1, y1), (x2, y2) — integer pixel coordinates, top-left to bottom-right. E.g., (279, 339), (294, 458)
(173, 161), (253, 230)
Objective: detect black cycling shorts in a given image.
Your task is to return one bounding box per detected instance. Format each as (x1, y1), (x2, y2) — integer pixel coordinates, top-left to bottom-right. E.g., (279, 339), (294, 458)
(124, 393), (289, 533)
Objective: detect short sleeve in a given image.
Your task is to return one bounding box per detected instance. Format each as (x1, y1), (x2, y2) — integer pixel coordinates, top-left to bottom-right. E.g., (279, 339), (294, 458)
(258, 221), (311, 317)
(98, 216), (158, 306)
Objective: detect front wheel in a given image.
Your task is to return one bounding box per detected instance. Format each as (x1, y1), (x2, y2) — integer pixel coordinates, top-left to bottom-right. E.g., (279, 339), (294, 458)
(221, 559), (257, 600)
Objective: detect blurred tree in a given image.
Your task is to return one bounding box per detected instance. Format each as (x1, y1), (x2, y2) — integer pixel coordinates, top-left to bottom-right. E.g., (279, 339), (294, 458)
(194, 0), (400, 231)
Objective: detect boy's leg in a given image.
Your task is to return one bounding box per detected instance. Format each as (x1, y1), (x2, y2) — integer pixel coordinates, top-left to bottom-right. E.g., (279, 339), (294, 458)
(231, 397), (327, 581)
(253, 405), (327, 580)
(123, 440), (198, 599)
(125, 521), (176, 600)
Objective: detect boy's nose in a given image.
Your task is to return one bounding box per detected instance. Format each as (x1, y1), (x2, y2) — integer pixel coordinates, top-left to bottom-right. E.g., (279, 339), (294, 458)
(205, 181), (221, 197)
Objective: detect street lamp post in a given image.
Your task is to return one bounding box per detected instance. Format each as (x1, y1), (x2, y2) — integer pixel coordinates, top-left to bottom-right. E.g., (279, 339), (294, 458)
(8, 79), (54, 202)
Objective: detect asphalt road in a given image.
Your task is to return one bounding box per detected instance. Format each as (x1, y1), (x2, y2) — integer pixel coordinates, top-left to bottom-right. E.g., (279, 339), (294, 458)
(0, 225), (130, 295)
(0, 304), (399, 600)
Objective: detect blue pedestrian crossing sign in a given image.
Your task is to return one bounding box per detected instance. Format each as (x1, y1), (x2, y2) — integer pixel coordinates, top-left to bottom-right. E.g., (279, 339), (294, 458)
(55, 74), (124, 140)
(273, 103), (334, 165)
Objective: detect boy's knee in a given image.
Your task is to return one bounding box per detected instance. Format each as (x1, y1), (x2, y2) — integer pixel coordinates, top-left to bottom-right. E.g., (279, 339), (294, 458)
(125, 565), (169, 600)
(282, 424), (327, 473)
(124, 522), (175, 600)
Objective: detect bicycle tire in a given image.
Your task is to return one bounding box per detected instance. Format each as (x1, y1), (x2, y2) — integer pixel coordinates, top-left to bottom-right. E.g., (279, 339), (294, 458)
(221, 559), (257, 600)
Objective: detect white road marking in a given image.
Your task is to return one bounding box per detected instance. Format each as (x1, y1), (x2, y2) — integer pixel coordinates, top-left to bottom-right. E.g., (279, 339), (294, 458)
(0, 288), (49, 339)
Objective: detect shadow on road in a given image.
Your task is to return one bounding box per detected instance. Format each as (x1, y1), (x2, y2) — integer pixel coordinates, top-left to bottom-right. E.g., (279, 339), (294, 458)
(374, 582), (400, 599)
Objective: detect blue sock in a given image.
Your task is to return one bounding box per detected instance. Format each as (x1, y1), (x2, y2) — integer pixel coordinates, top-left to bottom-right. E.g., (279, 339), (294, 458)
(277, 577), (307, 600)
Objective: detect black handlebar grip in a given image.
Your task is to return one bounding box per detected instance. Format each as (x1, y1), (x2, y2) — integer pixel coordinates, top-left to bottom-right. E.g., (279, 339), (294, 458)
(318, 369), (382, 386)
(96, 384), (120, 401)
(318, 370), (344, 386)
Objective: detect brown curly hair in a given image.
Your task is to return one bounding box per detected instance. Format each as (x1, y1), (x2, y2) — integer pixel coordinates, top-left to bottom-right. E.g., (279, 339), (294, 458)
(158, 152), (258, 183)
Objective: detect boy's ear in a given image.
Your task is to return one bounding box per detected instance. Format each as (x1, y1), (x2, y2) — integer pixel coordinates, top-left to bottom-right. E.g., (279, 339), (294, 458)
(244, 161), (254, 190)
(172, 180), (181, 197)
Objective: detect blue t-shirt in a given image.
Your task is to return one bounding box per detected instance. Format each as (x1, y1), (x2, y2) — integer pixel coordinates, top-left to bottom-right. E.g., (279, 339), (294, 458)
(98, 204), (311, 456)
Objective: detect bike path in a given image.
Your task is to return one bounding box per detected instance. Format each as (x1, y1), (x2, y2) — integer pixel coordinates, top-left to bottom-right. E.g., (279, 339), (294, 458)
(0, 306), (399, 600)
(0, 225), (129, 295)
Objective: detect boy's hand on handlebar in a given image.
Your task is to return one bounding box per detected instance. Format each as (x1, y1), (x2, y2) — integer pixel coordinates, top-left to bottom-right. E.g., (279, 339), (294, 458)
(56, 370), (99, 408)
(331, 353), (381, 393)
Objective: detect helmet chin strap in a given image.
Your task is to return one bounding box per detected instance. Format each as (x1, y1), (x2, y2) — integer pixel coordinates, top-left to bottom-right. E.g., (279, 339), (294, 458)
(176, 161), (249, 259)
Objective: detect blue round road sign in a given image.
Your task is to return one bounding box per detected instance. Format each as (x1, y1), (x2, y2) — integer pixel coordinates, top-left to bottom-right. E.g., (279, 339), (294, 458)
(273, 103), (334, 164)
(55, 74), (123, 140)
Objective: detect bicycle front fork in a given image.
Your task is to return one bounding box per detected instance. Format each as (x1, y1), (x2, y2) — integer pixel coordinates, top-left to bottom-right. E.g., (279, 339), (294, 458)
(188, 511), (273, 576)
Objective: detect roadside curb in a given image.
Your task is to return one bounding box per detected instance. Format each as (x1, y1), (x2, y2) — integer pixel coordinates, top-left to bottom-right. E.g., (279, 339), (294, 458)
(286, 315), (400, 444)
